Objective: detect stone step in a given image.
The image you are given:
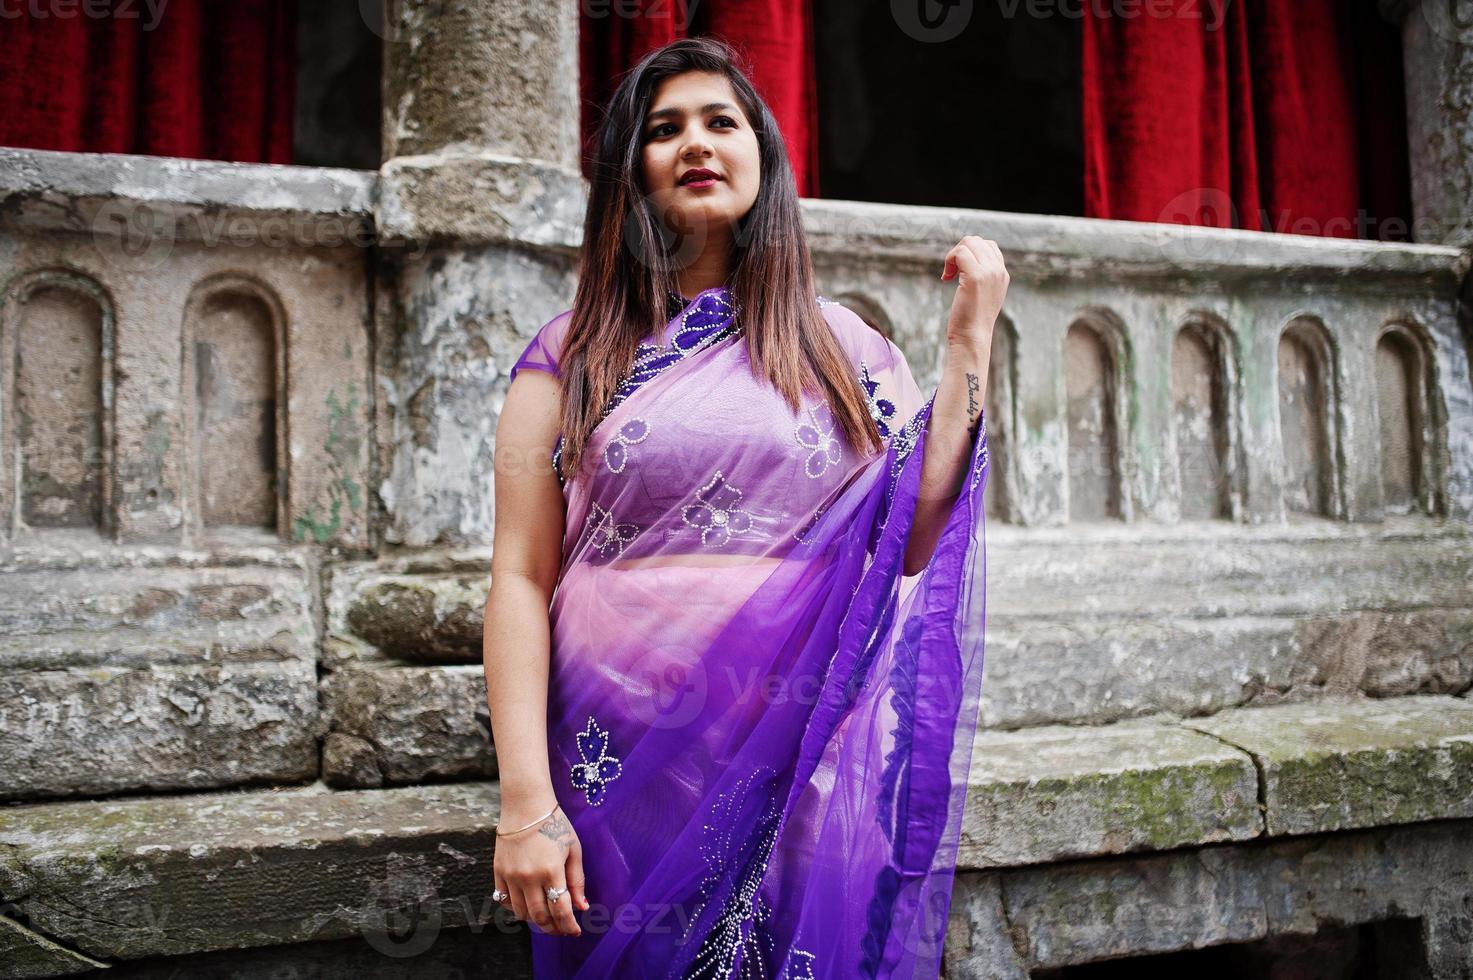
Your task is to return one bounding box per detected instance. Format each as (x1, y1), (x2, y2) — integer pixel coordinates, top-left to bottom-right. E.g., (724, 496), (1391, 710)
(2, 694), (1472, 974)
(0, 782), (505, 976)
(0, 552), (323, 802)
(962, 694), (1473, 870)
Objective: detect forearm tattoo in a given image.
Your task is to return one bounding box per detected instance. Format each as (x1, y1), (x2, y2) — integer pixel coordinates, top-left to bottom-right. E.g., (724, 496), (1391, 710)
(965, 372), (982, 439)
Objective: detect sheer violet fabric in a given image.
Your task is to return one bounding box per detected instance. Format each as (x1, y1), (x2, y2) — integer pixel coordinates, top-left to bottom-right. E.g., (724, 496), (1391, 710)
(508, 287), (989, 979)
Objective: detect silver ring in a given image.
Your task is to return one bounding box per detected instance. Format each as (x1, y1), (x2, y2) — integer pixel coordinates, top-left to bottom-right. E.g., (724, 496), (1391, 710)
(545, 885), (568, 903)
(492, 888), (508, 903)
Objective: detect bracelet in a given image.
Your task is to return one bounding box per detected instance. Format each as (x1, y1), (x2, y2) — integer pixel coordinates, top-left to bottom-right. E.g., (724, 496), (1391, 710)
(496, 801), (561, 837)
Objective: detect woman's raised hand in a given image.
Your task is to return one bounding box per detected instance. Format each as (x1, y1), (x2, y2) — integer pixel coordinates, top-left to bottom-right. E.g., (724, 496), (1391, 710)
(493, 804), (590, 937)
(941, 235), (1009, 350)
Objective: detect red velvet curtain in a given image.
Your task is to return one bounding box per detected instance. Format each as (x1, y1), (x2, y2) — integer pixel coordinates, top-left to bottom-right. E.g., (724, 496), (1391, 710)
(1084, 0), (1410, 240)
(0, 0), (295, 164)
(580, 0), (820, 198)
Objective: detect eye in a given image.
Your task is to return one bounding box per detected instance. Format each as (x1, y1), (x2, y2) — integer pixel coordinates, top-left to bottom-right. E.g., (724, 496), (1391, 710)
(645, 116), (740, 141)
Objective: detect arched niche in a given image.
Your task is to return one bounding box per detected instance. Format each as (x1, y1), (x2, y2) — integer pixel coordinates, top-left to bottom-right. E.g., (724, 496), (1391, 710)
(181, 276), (288, 536)
(1374, 319), (1439, 516)
(1, 270), (115, 537)
(830, 292), (895, 340)
(1170, 315), (1238, 520)
(1064, 309), (1131, 522)
(1276, 315), (1341, 518)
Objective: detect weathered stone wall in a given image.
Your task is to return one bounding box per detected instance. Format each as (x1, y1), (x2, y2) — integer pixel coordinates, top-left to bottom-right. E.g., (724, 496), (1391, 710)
(0, 150), (374, 803)
(2, 0), (1473, 973)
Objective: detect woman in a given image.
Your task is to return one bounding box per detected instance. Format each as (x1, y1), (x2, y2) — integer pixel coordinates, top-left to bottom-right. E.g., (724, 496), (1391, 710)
(483, 36), (1004, 979)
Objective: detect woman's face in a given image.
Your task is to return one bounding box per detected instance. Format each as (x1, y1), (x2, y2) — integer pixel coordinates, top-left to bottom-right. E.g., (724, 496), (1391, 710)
(640, 70), (761, 236)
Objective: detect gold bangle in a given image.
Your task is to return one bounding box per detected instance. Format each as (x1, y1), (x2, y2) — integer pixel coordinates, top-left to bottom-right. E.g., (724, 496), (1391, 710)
(496, 802), (561, 837)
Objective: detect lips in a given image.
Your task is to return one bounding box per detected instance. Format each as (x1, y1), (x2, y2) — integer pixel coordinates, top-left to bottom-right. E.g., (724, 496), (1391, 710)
(679, 168), (721, 185)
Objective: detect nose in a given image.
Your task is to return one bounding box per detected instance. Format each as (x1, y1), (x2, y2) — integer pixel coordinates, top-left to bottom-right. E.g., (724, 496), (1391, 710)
(680, 128), (713, 161)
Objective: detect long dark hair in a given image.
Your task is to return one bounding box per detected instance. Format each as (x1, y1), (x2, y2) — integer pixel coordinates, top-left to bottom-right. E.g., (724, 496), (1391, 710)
(554, 35), (884, 479)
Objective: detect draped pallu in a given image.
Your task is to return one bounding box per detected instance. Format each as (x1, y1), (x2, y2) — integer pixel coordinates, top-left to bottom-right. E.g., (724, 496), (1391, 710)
(508, 288), (989, 979)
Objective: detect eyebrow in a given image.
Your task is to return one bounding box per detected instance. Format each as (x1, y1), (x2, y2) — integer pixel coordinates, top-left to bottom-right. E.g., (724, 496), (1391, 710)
(644, 102), (736, 125)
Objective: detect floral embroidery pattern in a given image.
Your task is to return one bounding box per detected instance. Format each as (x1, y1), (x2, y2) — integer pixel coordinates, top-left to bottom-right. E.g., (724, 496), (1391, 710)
(569, 715), (623, 807)
(888, 394), (931, 484)
(794, 403), (843, 479)
(605, 417), (651, 474)
(681, 767), (788, 980)
(588, 501), (640, 559)
(681, 470), (754, 547)
(858, 361), (897, 438)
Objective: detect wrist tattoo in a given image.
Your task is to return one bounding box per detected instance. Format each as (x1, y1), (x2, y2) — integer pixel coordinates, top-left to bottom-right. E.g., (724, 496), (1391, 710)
(539, 810), (575, 852)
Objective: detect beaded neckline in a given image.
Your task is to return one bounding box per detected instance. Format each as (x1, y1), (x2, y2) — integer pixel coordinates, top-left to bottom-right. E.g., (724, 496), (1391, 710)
(552, 287), (740, 487)
(665, 285), (731, 320)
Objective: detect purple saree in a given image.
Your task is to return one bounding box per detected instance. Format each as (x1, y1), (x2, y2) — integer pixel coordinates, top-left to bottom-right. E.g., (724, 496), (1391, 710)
(508, 286), (989, 979)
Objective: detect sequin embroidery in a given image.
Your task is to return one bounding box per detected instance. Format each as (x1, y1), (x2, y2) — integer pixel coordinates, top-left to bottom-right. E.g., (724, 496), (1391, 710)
(569, 715), (623, 807)
(681, 766), (788, 980)
(681, 470), (754, 547)
(605, 417), (651, 474)
(794, 403), (843, 479)
(858, 360), (897, 438)
(968, 410), (990, 493)
(780, 947), (817, 980)
(888, 395), (932, 486)
(588, 501), (641, 559)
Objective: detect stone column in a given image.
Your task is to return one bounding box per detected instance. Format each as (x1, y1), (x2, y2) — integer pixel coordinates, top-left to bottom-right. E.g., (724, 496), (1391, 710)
(374, 0), (588, 547)
(1384, 0), (1473, 248)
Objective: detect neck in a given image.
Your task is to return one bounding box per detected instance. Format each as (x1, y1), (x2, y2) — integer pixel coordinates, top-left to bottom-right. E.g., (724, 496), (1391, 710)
(675, 237), (734, 298)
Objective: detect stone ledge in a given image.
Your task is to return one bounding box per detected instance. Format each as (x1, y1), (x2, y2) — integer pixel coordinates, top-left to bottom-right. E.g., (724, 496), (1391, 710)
(1183, 695), (1473, 836)
(800, 196), (1469, 291)
(0, 561), (317, 672)
(0, 782), (502, 971)
(0, 147), (376, 244)
(959, 718), (1261, 868)
(0, 661), (320, 801)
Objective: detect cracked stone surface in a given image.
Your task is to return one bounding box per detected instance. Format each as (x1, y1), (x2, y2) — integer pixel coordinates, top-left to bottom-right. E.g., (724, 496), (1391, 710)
(1184, 694), (1473, 836)
(0, 913), (106, 978)
(321, 665), (495, 787)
